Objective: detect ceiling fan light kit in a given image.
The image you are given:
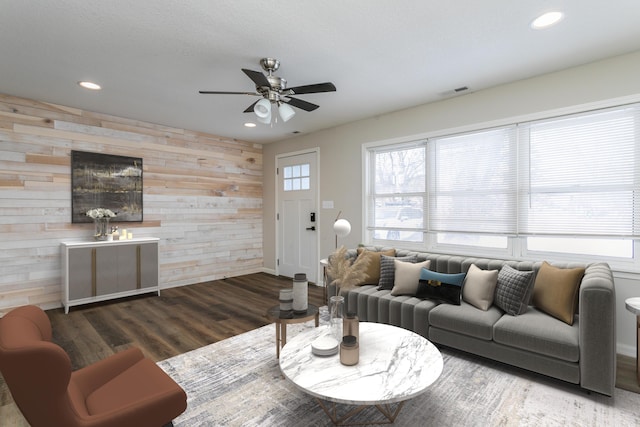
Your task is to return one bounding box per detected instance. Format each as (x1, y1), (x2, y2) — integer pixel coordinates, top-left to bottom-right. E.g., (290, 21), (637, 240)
(278, 102), (296, 122)
(199, 57), (336, 126)
(254, 99), (272, 124)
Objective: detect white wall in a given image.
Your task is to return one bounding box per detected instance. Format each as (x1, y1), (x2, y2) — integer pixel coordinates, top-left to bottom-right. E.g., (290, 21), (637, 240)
(263, 50), (640, 356)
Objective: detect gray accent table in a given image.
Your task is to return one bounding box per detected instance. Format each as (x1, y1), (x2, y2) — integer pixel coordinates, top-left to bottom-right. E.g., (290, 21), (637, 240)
(279, 322), (443, 425)
(625, 297), (640, 385)
(61, 238), (160, 313)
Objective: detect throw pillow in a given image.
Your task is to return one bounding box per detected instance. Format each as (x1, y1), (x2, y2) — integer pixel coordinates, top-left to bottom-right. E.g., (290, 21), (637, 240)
(462, 264), (499, 311)
(416, 269), (466, 305)
(494, 265), (535, 315)
(378, 255), (418, 290)
(390, 260), (431, 296)
(532, 261), (585, 326)
(355, 249), (396, 285)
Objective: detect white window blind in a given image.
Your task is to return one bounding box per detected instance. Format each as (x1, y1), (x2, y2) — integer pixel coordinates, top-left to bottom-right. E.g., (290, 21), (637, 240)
(518, 104), (640, 237)
(366, 101), (640, 259)
(428, 126), (517, 234)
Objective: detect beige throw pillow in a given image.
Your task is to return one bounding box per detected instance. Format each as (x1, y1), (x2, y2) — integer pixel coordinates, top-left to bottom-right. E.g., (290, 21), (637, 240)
(391, 259), (431, 296)
(532, 261), (584, 325)
(462, 264), (499, 311)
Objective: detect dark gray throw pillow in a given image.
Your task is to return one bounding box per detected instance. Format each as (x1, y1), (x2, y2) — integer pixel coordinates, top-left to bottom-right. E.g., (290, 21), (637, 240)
(378, 255), (418, 290)
(494, 265), (535, 315)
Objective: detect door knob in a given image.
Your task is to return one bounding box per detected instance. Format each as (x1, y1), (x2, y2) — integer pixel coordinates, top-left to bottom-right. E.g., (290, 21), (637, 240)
(306, 226), (316, 231)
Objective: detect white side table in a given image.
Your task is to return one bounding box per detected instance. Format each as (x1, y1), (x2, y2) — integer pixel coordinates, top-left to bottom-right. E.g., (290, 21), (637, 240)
(625, 297), (640, 385)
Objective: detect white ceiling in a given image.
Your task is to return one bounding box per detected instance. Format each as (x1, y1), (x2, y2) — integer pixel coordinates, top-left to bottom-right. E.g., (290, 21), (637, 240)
(2, 1), (640, 144)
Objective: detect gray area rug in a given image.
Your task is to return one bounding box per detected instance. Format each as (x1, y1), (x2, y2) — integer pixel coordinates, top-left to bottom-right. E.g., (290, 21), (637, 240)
(158, 311), (639, 426)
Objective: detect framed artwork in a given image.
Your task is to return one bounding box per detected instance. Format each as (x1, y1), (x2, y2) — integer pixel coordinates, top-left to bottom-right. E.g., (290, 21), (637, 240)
(71, 150), (143, 223)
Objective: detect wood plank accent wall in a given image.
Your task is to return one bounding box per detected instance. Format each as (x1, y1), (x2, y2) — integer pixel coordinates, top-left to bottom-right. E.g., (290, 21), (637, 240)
(0, 93), (263, 314)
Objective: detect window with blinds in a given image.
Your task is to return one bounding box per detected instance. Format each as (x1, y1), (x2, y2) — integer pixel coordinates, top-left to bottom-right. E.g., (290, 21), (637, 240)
(367, 144), (426, 243)
(518, 104), (639, 258)
(365, 102), (640, 260)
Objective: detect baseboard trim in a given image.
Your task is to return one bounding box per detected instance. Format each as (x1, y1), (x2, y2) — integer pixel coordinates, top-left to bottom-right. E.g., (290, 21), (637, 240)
(617, 343), (635, 358)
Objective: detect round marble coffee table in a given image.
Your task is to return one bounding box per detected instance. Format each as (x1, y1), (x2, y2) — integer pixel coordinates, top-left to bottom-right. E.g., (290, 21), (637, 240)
(279, 322), (443, 425)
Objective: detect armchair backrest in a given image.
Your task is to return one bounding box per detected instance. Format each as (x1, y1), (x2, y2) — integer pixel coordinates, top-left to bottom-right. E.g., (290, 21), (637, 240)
(0, 306), (79, 426)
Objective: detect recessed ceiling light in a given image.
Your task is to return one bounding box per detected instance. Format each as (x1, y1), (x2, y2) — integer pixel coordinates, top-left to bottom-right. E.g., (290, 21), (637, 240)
(531, 11), (564, 29)
(244, 122), (257, 128)
(78, 81), (102, 90)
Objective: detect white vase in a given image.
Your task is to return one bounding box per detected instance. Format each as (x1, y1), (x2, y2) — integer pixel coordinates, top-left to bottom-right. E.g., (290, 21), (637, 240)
(292, 273), (308, 314)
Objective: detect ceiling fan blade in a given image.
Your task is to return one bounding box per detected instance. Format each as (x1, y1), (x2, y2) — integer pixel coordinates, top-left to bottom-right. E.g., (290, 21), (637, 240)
(243, 100), (259, 113)
(199, 91), (260, 95)
(242, 68), (271, 88)
(284, 97), (319, 112)
(286, 82), (336, 95)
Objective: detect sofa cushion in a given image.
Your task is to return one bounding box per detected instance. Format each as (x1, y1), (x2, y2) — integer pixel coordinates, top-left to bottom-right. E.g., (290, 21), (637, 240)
(378, 255), (418, 290)
(367, 289), (392, 322)
(415, 268), (465, 305)
(343, 285), (378, 321)
(494, 265), (535, 315)
(429, 301), (503, 341)
(493, 307), (580, 362)
(462, 264), (499, 311)
(532, 261), (584, 326)
(356, 248), (396, 284)
(390, 260), (431, 296)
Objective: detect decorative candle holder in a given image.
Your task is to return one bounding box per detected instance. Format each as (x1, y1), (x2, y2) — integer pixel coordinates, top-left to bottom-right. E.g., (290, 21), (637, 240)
(279, 288), (293, 317)
(340, 335), (359, 366)
(343, 311), (359, 341)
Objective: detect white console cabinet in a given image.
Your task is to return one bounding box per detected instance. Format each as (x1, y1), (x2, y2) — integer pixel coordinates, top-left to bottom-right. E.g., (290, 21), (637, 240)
(61, 238), (160, 313)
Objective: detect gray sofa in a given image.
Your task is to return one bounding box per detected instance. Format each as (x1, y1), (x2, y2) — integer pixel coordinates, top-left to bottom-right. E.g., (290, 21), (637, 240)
(329, 246), (616, 396)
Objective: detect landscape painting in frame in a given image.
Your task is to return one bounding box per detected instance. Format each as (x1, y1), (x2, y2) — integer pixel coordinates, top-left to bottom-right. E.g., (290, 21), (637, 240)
(71, 150), (143, 223)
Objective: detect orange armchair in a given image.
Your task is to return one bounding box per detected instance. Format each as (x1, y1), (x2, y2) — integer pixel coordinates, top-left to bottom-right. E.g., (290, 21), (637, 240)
(0, 305), (187, 427)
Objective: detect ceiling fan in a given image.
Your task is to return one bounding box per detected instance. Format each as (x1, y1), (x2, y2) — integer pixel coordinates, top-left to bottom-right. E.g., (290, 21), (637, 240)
(199, 58), (336, 123)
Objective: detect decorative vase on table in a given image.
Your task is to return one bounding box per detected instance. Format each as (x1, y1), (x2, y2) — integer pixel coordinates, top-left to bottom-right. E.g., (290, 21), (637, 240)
(93, 218), (111, 241)
(86, 208), (116, 241)
(329, 295), (344, 340)
(292, 273), (308, 314)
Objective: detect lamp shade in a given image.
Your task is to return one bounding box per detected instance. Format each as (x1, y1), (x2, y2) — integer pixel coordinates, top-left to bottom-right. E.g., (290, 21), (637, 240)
(278, 103), (296, 122)
(254, 99), (272, 124)
(333, 219), (351, 237)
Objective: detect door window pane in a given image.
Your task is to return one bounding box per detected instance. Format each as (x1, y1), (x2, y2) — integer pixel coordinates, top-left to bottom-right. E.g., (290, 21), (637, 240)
(283, 163), (310, 191)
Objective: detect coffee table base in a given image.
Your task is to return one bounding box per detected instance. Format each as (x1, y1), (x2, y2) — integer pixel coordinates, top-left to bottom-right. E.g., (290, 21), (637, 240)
(315, 398), (405, 426)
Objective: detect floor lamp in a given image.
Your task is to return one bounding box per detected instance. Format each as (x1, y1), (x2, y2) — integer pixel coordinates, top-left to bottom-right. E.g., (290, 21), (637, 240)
(333, 211), (351, 249)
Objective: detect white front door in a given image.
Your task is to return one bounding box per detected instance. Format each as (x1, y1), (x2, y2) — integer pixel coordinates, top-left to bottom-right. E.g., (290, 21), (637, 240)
(276, 150), (319, 283)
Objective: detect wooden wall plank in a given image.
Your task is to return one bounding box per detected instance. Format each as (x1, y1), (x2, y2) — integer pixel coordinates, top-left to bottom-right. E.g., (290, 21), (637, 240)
(0, 93), (263, 313)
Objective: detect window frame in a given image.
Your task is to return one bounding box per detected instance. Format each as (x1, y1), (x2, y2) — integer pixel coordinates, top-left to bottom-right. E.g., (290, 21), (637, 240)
(363, 97), (640, 271)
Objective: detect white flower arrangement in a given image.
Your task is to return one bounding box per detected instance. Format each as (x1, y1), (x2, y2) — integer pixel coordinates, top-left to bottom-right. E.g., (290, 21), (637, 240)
(86, 208), (116, 219)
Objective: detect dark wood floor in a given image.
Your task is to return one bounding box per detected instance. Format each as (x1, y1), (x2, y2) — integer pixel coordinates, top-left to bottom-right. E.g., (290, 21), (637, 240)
(0, 272), (638, 424)
(0, 272), (324, 424)
(51, 273), (326, 368)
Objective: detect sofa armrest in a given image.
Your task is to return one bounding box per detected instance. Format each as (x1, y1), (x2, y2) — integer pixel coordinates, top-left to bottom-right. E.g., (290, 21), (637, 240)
(579, 262), (616, 396)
